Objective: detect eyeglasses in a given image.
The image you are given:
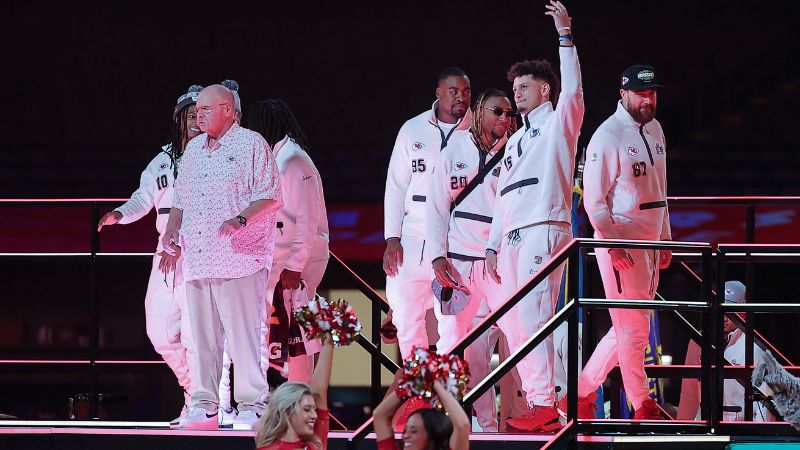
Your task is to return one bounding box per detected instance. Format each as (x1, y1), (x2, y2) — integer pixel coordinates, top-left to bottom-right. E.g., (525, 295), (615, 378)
(196, 103), (229, 115)
(483, 106), (518, 118)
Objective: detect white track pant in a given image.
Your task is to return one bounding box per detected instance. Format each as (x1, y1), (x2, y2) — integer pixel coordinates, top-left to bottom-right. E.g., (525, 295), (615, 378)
(496, 222), (572, 407)
(219, 257), (328, 405)
(577, 248), (659, 410)
(185, 269), (268, 414)
(144, 253), (191, 394)
(385, 235), (434, 358)
(433, 258), (500, 430)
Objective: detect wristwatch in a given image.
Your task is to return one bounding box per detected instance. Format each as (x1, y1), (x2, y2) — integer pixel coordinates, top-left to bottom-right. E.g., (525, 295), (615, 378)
(235, 215), (247, 227)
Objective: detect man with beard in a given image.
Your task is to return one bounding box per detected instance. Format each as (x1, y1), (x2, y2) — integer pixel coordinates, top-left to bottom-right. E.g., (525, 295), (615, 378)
(163, 84), (282, 430)
(384, 68), (472, 359)
(97, 84), (203, 424)
(573, 64), (672, 420)
(485, 0), (584, 432)
(427, 89), (516, 431)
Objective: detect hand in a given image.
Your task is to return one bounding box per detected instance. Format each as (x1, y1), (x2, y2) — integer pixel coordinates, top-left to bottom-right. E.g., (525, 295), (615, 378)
(379, 312), (398, 344)
(382, 238), (404, 277)
(157, 249), (180, 275)
(162, 230), (181, 256)
(658, 249), (672, 269)
(545, 0), (572, 34)
(609, 248), (635, 271)
(432, 258), (457, 288)
(485, 251), (501, 284)
(279, 269), (302, 290)
(97, 211), (122, 232)
(217, 218), (244, 238)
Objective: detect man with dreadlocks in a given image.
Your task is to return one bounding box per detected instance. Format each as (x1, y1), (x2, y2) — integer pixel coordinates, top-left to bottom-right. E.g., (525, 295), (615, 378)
(97, 84), (203, 424)
(384, 67), (472, 359)
(426, 88), (516, 432)
(244, 99), (329, 383)
(484, 0), (584, 432)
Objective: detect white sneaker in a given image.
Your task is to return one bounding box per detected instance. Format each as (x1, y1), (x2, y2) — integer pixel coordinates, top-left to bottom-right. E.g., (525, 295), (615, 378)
(218, 406), (237, 428)
(170, 403), (188, 426)
(178, 406), (219, 430)
(232, 410), (262, 430)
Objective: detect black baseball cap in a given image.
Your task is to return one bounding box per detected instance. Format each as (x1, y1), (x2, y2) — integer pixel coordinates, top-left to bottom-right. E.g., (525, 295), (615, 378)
(620, 65), (663, 91)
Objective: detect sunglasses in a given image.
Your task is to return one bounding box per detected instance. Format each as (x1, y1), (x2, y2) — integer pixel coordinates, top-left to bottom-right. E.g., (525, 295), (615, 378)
(483, 106), (518, 118)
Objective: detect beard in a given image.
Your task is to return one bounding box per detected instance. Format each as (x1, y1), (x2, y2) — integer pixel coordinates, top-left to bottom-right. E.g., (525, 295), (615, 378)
(625, 100), (656, 124)
(450, 102), (467, 119)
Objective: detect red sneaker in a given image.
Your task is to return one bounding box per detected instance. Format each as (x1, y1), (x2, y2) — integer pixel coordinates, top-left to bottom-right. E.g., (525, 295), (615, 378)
(395, 396), (431, 432)
(633, 398), (662, 420)
(506, 405), (562, 433)
(556, 392), (599, 420)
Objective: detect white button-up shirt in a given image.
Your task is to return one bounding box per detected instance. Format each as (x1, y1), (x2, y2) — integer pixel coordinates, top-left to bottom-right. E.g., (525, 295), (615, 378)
(174, 123), (282, 281)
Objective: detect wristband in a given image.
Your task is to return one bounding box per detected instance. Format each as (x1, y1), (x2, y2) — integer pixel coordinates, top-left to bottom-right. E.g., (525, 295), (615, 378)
(559, 34), (573, 42)
(485, 249), (497, 255)
(236, 215), (247, 227)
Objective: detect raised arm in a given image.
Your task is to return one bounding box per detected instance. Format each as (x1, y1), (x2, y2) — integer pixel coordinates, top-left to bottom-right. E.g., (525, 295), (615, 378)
(310, 337), (334, 410)
(432, 381), (470, 450)
(373, 387), (404, 443)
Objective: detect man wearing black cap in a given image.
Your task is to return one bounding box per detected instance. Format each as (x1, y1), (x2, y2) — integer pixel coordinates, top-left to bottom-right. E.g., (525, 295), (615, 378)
(573, 64), (672, 420)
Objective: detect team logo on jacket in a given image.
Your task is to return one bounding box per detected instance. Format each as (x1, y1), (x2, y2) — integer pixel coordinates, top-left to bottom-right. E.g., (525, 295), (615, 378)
(412, 142), (425, 151)
(454, 162), (467, 171)
(534, 256), (543, 265)
(492, 167), (501, 177)
(590, 153), (597, 162)
(655, 143), (665, 154)
(159, 163), (168, 170)
(626, 146), (639, 158)
(529, 128), (540, 138)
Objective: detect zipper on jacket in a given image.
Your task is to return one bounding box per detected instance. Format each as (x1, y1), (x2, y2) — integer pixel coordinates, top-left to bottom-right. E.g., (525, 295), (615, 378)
(638, 124), (655, 167)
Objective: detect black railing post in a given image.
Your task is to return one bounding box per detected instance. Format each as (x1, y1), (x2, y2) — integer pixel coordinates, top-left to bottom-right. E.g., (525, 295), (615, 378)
(712, 247), (725, 427)
(567, 250), (579, 425)
(744, 250), (755, 421)
(370, 279), (382, 410)
(700, 247), (714, 424)
(89, 202), (100, 418)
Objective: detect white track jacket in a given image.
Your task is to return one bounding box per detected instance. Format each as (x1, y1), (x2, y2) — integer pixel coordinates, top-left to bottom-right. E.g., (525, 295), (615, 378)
(385, 101), (473, 240)
(427, 132), (507, 260)
(115, 145), (178, 251)
(273, 136), (329, 271)
(583, 102), (671, 241)
(487, 46), (584, 252)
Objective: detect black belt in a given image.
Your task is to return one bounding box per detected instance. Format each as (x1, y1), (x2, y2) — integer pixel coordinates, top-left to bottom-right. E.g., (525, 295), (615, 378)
(447, 252), (485, 261)
(639, 201), (667, 210)
(453, 211), (493, 223)
(412, 195), (426, 202)
(500, 177), (539, 196)
(157, 208), (171, 214)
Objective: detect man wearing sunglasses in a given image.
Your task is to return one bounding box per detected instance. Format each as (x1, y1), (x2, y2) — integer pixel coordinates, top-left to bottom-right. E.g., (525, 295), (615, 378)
(383, 67), (472, 359)
(427, 89), (516, 431)
(485, 0), (584, 432)
(163, 84), (283, 430)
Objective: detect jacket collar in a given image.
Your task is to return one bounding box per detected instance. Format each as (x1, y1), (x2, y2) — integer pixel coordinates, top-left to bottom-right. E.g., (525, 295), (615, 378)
(614, 101), (648, 129)
(202, 122), (240, 150)
(428, 100), (472, 131)
(273, 135), (290, 157)
(523, 100), (553, 128)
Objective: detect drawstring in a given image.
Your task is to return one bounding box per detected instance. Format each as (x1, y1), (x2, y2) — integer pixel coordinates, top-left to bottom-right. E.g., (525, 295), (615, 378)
(420, 240), (426, 265)
(468, 261), (475, 282)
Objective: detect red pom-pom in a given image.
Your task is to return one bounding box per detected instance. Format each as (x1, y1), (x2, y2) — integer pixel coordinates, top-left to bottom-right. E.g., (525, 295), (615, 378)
(396, 346), (470, 405)
(294, 297), (362, 347)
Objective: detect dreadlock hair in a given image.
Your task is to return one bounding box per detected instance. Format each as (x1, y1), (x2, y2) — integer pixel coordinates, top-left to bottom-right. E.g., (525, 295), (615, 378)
(507, 59), (561, 107)
(164, 103), (195, 177)
(437, 67), (468, 84)
(469, 88), (517, 152)
(243, 99), (310, 151)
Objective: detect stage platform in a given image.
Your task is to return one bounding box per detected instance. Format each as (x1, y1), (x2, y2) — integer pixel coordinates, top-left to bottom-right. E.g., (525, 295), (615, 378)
(1, 421), (799, 450)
